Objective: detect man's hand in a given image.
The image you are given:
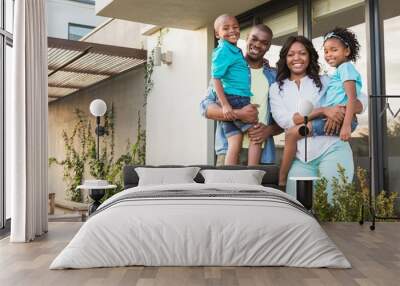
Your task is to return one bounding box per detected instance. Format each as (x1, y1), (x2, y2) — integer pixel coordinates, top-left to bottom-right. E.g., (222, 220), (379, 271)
(324, 105), (346, 124)
(235, 104), (259, 123)
(248, 123), (270, 144)
(324, 118), (341, 135)
(222, 104), (236, 120)
(340, 124), (351, 141)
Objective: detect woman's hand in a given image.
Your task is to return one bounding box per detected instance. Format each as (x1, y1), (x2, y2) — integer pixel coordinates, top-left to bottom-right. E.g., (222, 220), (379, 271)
(324, 105), (346, 124)
(324, 118), (341, 135)
(222, 104), (235, 120)
(340, 124), (352, 141)
(292, 112), (304, 125)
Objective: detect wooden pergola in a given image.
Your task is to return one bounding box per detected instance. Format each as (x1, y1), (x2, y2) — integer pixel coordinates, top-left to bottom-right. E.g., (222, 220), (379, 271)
(47, 37), (147, 101)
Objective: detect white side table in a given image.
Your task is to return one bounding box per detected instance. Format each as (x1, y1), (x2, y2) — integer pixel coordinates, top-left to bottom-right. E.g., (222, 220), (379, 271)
(76, 184), (117, 215)
(289, 176), (319, 210)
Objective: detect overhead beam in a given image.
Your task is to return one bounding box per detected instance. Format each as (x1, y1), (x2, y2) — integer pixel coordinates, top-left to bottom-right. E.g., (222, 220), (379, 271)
(48, 66), (117, 76)
(48, 37), (147, 59)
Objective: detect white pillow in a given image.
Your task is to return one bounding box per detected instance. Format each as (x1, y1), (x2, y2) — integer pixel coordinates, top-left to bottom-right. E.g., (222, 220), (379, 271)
(200, 169), (266, 185)
(135, 167), (201, 186)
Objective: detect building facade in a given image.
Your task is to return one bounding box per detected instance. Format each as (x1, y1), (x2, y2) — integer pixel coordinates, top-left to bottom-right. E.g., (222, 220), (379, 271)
(96, 0), (400, 196)
(47, 0), (107, 40)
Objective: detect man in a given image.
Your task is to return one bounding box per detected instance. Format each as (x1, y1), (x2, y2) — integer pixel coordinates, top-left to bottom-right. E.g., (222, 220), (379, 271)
(200, 24), (282, 165)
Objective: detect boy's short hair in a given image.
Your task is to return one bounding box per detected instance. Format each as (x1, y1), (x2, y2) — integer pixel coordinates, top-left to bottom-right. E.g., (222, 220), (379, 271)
(214, 14), (237, 31)
(252, 24), (273, 38)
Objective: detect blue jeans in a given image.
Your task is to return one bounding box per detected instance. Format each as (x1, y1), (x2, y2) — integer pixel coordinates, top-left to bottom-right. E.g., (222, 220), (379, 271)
(312, 118), (358, 136)
(219, 95), (252, 138)
(286, 140), (354, 203)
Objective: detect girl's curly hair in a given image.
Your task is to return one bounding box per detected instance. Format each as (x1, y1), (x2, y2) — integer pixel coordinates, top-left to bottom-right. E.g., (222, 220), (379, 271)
(276, 36), (322, 91)
(324, 27), (360, 62)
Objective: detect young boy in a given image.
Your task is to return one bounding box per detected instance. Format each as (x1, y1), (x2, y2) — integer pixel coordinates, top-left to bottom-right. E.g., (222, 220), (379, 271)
(212, 14), (262, 165)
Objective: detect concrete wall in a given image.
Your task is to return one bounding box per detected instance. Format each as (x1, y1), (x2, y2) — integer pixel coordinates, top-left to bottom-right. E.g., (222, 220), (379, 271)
(47, 0), (107, 39)
(145, 26), (215, 165)
(48, 68), (145, 200)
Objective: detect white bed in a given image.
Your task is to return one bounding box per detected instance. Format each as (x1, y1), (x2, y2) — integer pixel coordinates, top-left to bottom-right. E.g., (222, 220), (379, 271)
(50, 183), (350, 269)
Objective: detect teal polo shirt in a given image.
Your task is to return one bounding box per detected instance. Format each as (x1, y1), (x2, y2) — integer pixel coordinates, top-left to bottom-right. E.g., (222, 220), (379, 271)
(211, 39), (252, 97)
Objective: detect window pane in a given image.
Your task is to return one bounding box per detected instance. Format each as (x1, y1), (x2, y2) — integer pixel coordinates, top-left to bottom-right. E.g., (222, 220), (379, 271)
(5, 44), (12, 219)
(381, 0), (400, 197)
(311, 0), (368, 173)
(0, 0), (2, 29)
(263, 6), (298, 150)
(5, 0), (14, 33)
(263, 6), (298, 69)
(68, 23), (95, 41)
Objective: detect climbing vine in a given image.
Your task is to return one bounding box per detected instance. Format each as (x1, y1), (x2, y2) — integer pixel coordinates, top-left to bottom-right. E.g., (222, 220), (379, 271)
(143, 48), (155, 106)
(49, 105), (146, 202)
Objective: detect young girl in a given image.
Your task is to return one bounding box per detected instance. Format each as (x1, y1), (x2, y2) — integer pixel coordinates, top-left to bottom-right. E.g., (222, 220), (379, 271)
(211, 14), (262, 165)
(278, 27), (361, 187)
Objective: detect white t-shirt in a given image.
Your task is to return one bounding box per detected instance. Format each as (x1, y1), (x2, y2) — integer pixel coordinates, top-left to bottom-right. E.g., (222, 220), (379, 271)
(269, 75), (341, 162)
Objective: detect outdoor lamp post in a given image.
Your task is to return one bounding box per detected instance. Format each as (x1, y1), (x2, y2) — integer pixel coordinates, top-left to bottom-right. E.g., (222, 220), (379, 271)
(89, 99), (107, 160)
(289, 99), (317, 211)
(298, 99), (314, 162)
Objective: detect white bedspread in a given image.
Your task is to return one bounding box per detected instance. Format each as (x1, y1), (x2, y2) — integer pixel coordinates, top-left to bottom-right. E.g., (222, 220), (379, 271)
(50, 183), (350, 269)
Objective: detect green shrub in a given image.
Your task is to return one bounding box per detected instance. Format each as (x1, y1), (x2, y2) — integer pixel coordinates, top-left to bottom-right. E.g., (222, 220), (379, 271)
(312, 164), (397, 222)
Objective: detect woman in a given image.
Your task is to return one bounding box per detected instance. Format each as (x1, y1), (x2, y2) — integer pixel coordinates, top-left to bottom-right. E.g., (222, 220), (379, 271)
(269, 36), (366, 201)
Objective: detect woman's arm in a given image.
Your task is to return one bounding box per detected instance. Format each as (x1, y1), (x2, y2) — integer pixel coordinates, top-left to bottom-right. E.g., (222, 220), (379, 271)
(292, 105), (345, 125)
(269, 85), (295, 129)
(206, 103), (259, 123)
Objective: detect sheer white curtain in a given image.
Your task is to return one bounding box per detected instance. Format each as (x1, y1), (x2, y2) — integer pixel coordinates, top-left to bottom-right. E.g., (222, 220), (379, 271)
(9, 0), (48, 242)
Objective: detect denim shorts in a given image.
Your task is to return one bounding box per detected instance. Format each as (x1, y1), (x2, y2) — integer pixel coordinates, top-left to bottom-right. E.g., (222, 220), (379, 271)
(219, 95), (253, 138)
(312, 118), (358, 136)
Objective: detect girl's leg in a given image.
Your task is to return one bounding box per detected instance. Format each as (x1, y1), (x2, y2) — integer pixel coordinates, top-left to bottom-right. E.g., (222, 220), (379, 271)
(318, 140), (354, 203)
(279, 125), (304, 186)
(225, 133), (243, 165)
(248, 141), (262, 166)
(279, 123), (313, 186)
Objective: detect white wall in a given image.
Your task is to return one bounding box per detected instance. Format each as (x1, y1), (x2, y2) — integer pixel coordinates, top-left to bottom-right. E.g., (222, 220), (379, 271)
(47, 0), (107, 39)
(145, 26), (215, 165)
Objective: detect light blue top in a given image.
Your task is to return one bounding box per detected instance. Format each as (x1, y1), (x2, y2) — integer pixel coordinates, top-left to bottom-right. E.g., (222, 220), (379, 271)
(321, 62), (362, 107)
(211, 39), (252, 97)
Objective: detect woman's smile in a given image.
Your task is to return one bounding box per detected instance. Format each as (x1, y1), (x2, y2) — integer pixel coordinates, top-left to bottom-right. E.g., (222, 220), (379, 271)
(286, 42), (310, 76)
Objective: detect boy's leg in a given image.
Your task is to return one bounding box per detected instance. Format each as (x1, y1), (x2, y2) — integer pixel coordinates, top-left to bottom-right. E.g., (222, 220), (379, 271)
(233, 120), (253, 133)
(247, 141), (262, 166)
(225, 133), (243, 165)
(279, 125), (310, 186)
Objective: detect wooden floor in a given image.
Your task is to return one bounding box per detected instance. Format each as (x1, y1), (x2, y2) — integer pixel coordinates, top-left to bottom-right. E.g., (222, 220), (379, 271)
(0, 222), (399, 286)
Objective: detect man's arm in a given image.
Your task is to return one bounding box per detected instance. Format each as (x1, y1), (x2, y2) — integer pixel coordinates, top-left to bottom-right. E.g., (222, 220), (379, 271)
(205, 103), (259, 123)
(247, 122), (283, 144)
